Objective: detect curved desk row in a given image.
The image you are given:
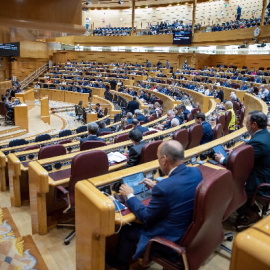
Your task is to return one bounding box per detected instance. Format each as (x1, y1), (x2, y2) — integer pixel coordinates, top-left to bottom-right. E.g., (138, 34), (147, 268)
(74, 93), (267, 269)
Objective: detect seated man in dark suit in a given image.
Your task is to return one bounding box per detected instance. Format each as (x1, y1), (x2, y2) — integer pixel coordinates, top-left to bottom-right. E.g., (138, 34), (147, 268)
(132, 119), (149, 134)
(80, 122), (105, 145)
(107, 140), (203, 269)
(180, 105), (190, 121)
(126, 129), (147, 168)
(195, 112), (214, 144)
(97, 121), (113, 136)
(126, 96), (139, 114)
(215, 111), (270, 227)
(134, 109), (148, 123)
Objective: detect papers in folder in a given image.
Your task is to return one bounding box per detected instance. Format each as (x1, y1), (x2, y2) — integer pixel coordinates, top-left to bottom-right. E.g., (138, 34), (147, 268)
(107, 152), (127, 163)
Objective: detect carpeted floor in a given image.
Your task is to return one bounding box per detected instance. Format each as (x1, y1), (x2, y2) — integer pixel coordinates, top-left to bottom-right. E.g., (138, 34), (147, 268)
(0, 207), (48, 270)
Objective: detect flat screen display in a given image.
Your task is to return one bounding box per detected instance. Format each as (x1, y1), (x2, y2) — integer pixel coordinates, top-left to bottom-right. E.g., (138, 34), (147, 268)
(173, 31), (192, 45)
(0, 42), (20, 57)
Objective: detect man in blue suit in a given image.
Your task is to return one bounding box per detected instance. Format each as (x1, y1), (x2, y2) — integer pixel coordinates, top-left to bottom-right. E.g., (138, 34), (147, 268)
(110, 140), (203, 269)
(80, 122), (105, 145)
(215, 111), (270, 227)
(132, 119), (149, 134)
(195, 112), (214, 144)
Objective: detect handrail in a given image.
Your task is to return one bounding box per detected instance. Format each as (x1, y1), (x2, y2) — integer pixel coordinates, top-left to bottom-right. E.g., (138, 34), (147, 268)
(21, 63), (49, 90)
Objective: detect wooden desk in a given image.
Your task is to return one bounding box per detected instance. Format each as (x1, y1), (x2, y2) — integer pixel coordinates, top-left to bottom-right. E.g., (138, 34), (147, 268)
(86, 112), (98, 123)
(15, 89), (35, 110)
(230, 215), (270, 270)
(40, 96), (50, 124)
(14, 104), (29, 132)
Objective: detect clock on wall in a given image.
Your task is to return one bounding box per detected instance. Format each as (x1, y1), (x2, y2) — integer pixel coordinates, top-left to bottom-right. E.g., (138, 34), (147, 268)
(254, 27), (261, 37)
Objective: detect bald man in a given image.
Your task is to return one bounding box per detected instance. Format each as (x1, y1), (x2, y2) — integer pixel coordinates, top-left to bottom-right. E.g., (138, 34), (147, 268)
(108, 140), (203, 270)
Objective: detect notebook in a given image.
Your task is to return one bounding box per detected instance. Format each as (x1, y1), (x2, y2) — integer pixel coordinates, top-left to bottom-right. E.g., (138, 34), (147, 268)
(213, 145), (228, 158)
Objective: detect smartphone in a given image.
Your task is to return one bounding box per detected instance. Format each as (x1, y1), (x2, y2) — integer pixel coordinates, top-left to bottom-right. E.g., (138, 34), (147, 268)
(207, 159), (219, 165)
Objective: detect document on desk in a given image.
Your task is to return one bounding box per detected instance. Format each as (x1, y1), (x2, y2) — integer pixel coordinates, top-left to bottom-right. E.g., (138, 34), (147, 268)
(107, 152), (127, 163)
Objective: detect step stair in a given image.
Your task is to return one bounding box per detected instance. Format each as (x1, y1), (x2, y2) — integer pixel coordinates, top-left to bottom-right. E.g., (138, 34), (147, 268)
(0, 126), (21, 135)
(0, 129), (27, 141)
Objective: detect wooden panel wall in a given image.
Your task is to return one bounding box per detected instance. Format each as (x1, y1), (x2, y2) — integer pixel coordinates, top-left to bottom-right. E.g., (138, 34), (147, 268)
(208, 54), (270, 69)
(11, 58), (48, 81)
(0, 0), (82, 25)
(20, 41), (49, 59)
(53, 51), (203, 69)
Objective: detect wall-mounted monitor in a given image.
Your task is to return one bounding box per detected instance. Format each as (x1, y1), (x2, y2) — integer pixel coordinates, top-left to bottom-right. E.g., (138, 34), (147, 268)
(0, 42), (20, 57)
(173, 31), (192, 45)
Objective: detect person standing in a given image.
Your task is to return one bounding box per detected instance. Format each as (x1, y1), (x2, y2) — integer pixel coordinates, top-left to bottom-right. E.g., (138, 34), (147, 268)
(126, 96), (139, 114)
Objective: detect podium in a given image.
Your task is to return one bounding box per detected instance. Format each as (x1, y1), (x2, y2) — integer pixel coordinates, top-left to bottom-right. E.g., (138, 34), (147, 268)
(14, 104), (29, 132)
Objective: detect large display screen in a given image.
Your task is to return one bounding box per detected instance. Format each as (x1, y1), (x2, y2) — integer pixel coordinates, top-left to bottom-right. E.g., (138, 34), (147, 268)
(0, 42), (20, 57)
(173, 31), (192, 45)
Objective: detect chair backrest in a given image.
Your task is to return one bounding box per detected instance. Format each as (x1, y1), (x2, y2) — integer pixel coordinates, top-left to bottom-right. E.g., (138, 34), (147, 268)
(99, 131), (114, 137)
(76, 125), (87, 133)
(212, 123), (223, 139)
(69, 150), (109, 206)
(216, 114), (225, 130)
(23, 145), (40, 151)
(238, 107), (245, 128)
(58, 139), (73, 145)
(38, 144), (66, 160)
(140, 140), (162, 164)
(180, 169), (233, 270)
(114, 133), (130, 144)
(186, 124), (203, 149)
(187, 113), (193, 121)
(114, 113), (121, 123)
(124, 124), (133, 130)
(0, 102), (7, 117)
(35, 133), (52, 142)
(8, 139), (28, 148)
(223, 144), (254, 219)
(80, 140), (107, 151)
(104, 107), (108, 116)
(143, 130), (158, 136)
(223, 110), (232, 135)
(172, 129), (189, 150)
(191, 108), (201, 116)
(59, 129), (72, 138)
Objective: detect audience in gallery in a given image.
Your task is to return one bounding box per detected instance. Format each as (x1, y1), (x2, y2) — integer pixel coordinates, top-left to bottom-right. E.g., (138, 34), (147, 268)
(125, 129), (147, 168)
(93, 26), (134, 36)
(107, 140), (203, 269)
(80, 122), (105, 145)
(195, 112), (214, 145)
(215, 111), (270, 227)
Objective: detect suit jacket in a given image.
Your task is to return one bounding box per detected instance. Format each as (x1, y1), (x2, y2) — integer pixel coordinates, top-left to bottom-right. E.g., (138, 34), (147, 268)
(127, 164), (203, 259)
(80, 135), (105, 145)
(137, 114), (148, 123)
(126, 141), (147, 168)
(201, 121), (214, 144)
(223, 129), (270, 195)
(135, 125), (149, 134)
(127, 100), (139, 114)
